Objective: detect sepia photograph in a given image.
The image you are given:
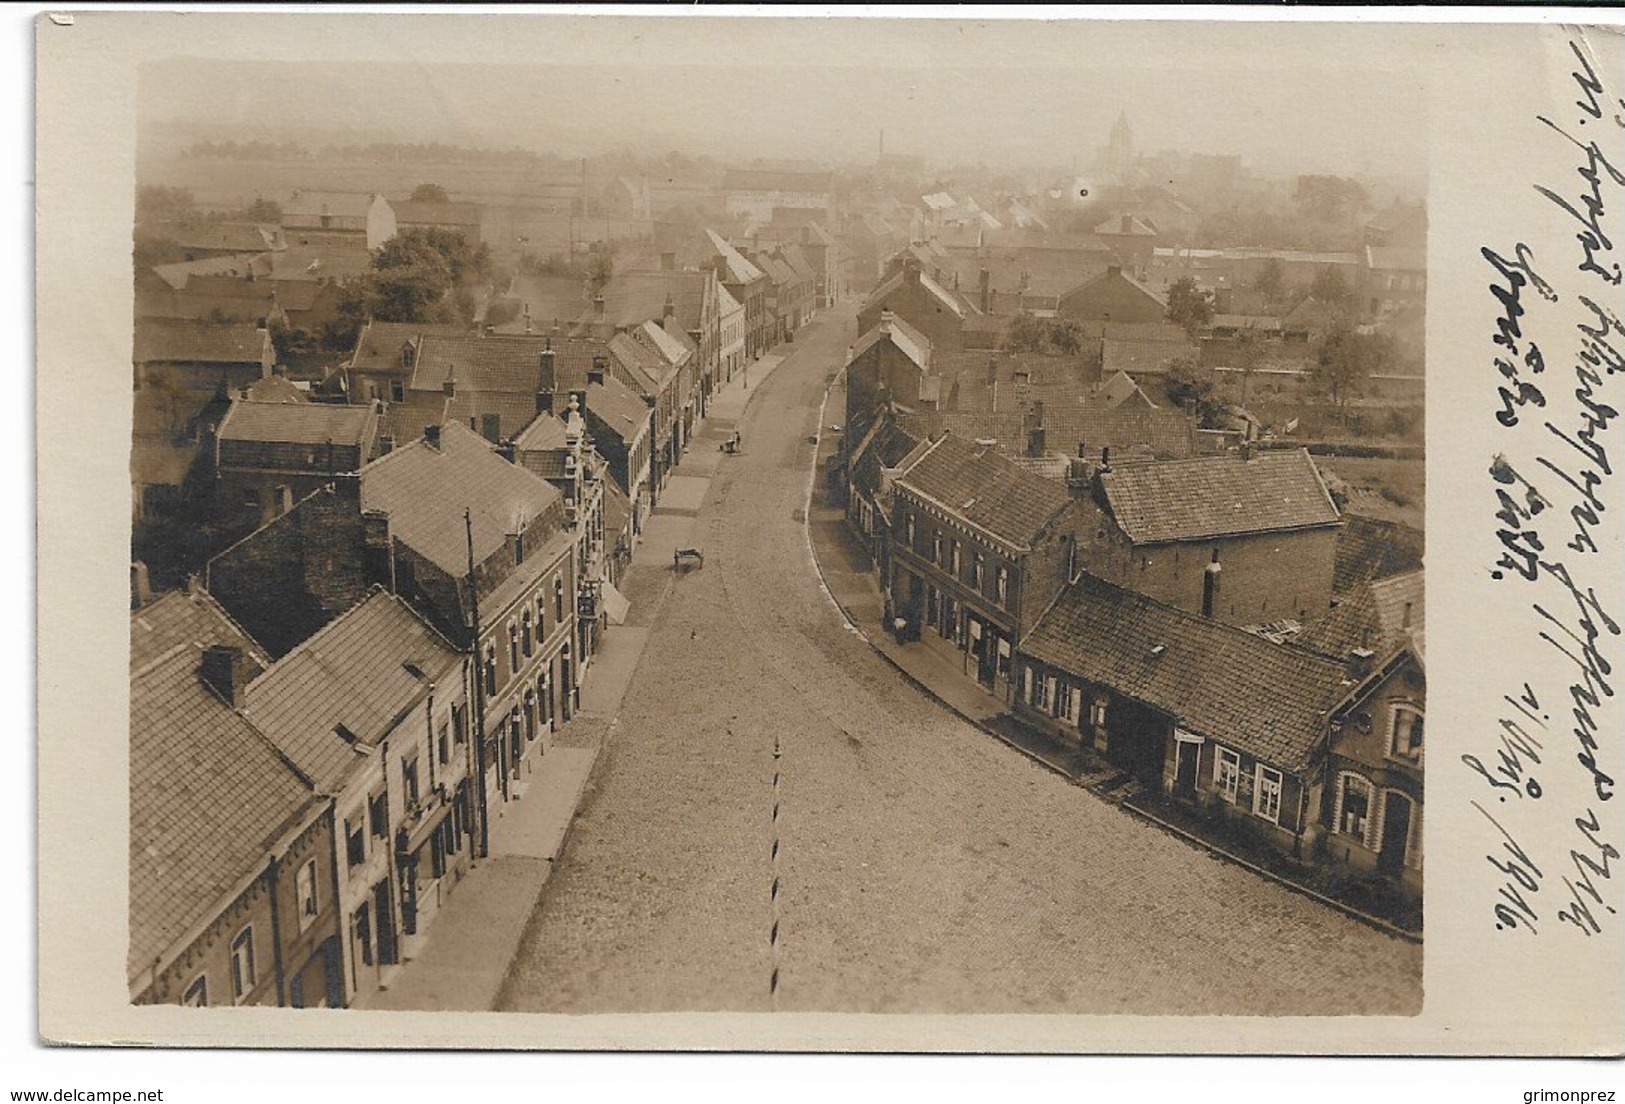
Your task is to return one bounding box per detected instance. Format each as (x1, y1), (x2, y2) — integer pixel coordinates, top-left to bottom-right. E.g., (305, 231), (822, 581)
(30, 7), (1623, 1060)
(122, 14), (1427, 1018)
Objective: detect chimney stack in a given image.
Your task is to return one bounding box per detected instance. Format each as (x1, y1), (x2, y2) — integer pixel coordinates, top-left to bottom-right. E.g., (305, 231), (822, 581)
(200, 644), (251, 708)
(588, 355), (607, 388)
(1107, 264), (1122, 279)
(497, 438), (517, 464)
(535, 390), (555, 414)
(424, 424), (442, 450)
(130, 562), (152, 610)
(539, 347), (557, 389)
(443, 370), (457, 397)
(1346, 647), (1376, 681)
(592, 294), (606, 319)
(663, 293), (676, 322)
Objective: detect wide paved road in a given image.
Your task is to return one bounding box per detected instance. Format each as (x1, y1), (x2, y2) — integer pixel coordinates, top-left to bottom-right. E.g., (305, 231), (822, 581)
(497, 301), (1423, 1015)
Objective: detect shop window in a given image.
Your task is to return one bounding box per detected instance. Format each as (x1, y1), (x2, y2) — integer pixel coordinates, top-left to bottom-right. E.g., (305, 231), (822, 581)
(1336, 773), (1374, 845)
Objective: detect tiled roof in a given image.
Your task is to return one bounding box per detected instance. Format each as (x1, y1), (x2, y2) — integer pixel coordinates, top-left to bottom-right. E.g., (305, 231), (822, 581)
(134, 318), (268, 365)
(895, 433), (1074, 548)
(361, 419), (561, 577)
(1059, 267), (1168, 312)
(608, 332), (672, 395)
(852, 312), (932, 372)
(350, 321), (468, 374)
(244, 375), (308, 404)
(242, 589), (462, 793)
(144, 220), (279, 255)
(849, 418), (922, 501)
(513, 412), (570, 451)
(129, 591), (317, 982)
(217, 400), (374, 448)
(284, 190), (379, 219)
(151, 254), (267, 290)
(411, 333), (549, 394)
(1021, 574), (1349, 772)
(716, 283), (743, 316)
(1095, 213), (1159, 237)
(1093, 370), (1153, 410)
(858, 266), (968, 322)
(705, 229), (765, 284)
(898, 406), (1197, 464)
(1332, 513), (1425, 592)
(1301, 569), (1424, 660)
(635, 319), (691, 368)
(585, 376), (652, 445)
(1102, 334), (1199, 376)
(259, 242), (375, 283)
(1099, 448), (1341, 544)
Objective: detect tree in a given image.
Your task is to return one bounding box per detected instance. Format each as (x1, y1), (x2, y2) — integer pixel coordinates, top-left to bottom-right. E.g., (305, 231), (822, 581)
(1005, 313), (1087, 355)
(1165, 276), (1214, 336)
(1293, 175), (1371, 223)
(365, 227), (482, 324)
(1233, 326), (1266, 409)
(1309, 265), (1353, 308)
(410, 183), (450, 203)
(1162, 357), (1226, 427)
(1253, 257), (1285, 302)
(584, 250), (614, 297)
(1311, 326), (1393, 425)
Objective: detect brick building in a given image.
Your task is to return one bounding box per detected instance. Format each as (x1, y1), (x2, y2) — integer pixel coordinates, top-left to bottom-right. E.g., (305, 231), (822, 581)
(1015, 573), (1351, 858)
(213, 399), (380, 526)
(888, 433), (1084, 699)
(241, 588), (472, 1004)
(1056, 265), (1168, 325)
(129, 588), (343, 1008)
(856, 258), (970, 354)
(1072, 448), (1343, 628)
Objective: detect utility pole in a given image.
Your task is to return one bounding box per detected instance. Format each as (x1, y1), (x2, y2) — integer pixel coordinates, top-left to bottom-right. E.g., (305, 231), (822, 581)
(465, 508), (490, 860)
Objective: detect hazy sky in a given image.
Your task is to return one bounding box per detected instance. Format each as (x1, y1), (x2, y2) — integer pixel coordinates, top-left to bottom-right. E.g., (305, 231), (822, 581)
(138, 15), (1432, 178)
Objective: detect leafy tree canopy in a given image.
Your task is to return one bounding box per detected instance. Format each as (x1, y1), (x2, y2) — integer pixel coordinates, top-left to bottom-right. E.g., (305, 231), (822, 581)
(409, 183), (451, 203)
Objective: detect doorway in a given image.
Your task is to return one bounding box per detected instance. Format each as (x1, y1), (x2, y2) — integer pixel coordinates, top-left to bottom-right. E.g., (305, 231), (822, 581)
(1378, 792), (1413, 877)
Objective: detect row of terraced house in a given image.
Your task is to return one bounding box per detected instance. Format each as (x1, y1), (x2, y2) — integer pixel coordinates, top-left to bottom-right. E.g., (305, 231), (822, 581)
(838, 289), (1425, 910)
(127, 217), (819, 1006)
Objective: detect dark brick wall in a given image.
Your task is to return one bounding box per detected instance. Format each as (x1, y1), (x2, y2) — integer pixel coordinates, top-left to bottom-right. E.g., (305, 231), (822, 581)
(857, 277), (965, 353)
(206, 478), (376, 658)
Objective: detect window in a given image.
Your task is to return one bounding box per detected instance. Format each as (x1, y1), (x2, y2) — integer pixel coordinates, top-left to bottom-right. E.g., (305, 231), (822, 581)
(995, 566), (1010, 606)
(389, 379), (405, 403)
(345, 817), (366, 867)
(402, 757), (421, 811)
(1254, 765), (1283, 824)
(931, 531), (942, 565)
(438, 722), (450, 765)
(452, 703), (467, 745)
(972, 553), (984, 590)
(229, 926), (257, 1004)
(951, 541), (961, 576)
(354, 903), (373, 967)
(182, 975), (208, 1007)
(1090, 697), (1108, 729)
(1390, 707), (1424, 763)
(1214, 748), (1241, 802)
(554, 576), (566, 623)
(906, 515), (916, 548)
(369, 791), (388, 839)
(296, 859), (319, 931)
(483, 644), (497, 696)
(508, 621), (520, 674)
(1041, 675), (1057, 713)
(1336, 773), (1374, 844)
(1025, 666), (1041, 707)
(1058, 683), (1076, 722)
(521, 610), (534, 657)
(537, 595), (548, 638)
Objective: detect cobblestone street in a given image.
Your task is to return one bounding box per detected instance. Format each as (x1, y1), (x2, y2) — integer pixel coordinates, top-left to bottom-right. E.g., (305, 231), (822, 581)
(496, 301), (1423, 1016)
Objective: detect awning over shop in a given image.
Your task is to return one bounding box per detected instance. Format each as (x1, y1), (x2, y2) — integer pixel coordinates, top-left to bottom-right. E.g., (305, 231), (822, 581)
(602, 580), (631, 626)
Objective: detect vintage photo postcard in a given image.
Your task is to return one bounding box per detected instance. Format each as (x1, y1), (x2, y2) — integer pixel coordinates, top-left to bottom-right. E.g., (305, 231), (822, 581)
(34, 10), (1625, 1053)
